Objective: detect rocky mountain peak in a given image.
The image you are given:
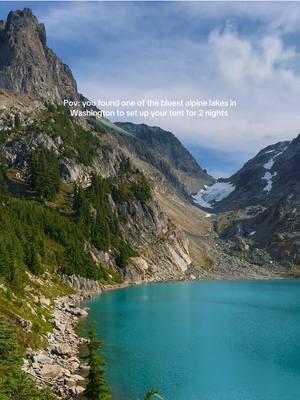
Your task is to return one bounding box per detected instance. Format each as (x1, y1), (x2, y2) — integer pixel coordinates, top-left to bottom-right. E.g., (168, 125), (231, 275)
(5, 8), (47, 46)
(0, 8), (79, 103)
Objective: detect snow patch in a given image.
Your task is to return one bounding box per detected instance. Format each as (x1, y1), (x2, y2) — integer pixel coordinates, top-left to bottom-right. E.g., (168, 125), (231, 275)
(263, 159), (274, 170)
(193, 182), (235, 208)
(264, 149), (275, 154)
(263, 145), (288, 171)
(273, 146), (288, 159)
(261, 145), (287, 191)
(193, 193), (212, 208)
(262, 171), (277, 192)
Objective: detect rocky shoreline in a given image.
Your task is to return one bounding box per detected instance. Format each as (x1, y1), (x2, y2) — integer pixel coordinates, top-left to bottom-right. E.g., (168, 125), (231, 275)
(22, 292), (91, 398)
(22, 280), (131, 399)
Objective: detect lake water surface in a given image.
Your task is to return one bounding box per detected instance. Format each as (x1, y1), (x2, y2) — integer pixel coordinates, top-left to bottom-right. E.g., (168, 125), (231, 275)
(82, 280), (300, 400)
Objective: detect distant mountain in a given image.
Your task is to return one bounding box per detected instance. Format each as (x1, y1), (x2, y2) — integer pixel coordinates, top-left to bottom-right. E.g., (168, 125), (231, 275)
(106, 121), (214, 199)
(194, 136), (300, 211)
(0, 8), (79, 103)
(209, 135), (300, 269)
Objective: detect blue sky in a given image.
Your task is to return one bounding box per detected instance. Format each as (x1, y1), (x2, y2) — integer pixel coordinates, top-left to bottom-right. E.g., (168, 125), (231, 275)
(1, 1), (300, 177)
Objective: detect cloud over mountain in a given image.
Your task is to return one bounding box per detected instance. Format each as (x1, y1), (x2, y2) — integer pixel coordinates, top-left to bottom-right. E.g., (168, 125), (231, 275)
(2, 1), (299, 174)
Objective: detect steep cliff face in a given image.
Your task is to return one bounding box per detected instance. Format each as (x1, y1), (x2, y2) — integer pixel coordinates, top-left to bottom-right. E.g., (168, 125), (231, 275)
(0, 8), (79, 103)
(115, 193), (191, 282)
(115, 122), (213, 195)
(95, 119), (213, 200)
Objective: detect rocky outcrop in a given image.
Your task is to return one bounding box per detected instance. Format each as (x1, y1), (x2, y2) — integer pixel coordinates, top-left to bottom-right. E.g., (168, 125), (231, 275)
(112, 188), (192, 281)
(220, 193), (300, 268)
(59, 158), (89, 183)
(0, 9), (79, 103)
(125, 226), (191, 282)
(63, 275), (103, 292)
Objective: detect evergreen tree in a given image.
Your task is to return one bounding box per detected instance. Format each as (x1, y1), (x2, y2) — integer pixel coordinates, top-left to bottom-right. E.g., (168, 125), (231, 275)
(144, 388), (164, 400)
(27, 246), (44, 276)
(85, 328), (111, 400)
(29, 147), (60, 201)
(116, 241), (138, 269)
(119, 156), (132, 175)
(0, 194), (105, 284)
(132, 174), (152, 205)
(92, 214), (111, 251)
(14, 114), (21, 129)
(0, 321), (56, 400)
(0, 168), (5, 185)
(73, 185), (92, 234)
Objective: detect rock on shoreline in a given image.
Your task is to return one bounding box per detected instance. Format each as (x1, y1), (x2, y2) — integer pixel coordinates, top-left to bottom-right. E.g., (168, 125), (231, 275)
(22, 291), (95, 399)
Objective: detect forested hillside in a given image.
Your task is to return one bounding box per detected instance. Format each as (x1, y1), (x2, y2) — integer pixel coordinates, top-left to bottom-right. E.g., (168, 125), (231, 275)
(0, 8), (198, 399)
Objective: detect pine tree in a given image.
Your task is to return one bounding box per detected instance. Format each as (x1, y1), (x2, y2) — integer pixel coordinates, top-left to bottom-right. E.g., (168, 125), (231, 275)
(92, 214), (111, 251)
(119, 156), (132, 175)
(85, 328), (111, 400)
(0, 321), (56, 400)
(73, 185), (92, 235)
(14, 114), (21, 129)
(116, 241), (138, 269)
(29, 147), (60, 201)
(27, 246), (44, 276)
(144, 388), (164, 400)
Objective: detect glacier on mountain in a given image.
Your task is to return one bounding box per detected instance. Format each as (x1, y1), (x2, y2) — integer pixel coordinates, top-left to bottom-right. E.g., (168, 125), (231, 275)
(193, 182), (235, 208)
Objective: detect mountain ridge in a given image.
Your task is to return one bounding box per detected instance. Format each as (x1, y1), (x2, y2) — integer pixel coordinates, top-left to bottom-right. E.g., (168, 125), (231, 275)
(115, 122), (214, 196)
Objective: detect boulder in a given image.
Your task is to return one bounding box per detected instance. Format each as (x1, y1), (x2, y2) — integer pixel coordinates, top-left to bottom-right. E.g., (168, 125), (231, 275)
(52, 343), (72, 356)
(39, 364), (62, 380)
(70, 307), (88, 317)
(71, 374), (85, 383)
(39, 295), (51, 306)
(68, 386), (85, 396)
(68, 356), (80, 371)
(54, 321), (66, 333)
(33, 353), (52, 365)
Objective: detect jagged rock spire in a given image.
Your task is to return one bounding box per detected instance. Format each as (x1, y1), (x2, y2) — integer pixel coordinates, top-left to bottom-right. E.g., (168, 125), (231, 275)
(0, 8), (79, 103)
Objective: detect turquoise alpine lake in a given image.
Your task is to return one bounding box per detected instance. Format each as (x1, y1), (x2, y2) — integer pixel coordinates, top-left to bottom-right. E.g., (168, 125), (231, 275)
(81, 280), (300, 400)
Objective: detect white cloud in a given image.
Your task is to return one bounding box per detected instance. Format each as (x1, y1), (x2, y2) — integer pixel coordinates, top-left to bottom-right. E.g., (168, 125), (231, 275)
(35, 2), (300, 173)
(209, 30), (300, 88)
